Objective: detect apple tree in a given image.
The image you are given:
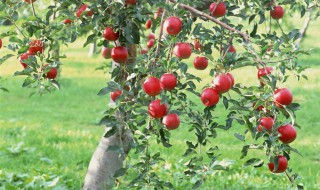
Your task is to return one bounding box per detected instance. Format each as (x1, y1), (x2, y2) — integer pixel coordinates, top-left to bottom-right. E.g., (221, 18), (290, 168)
(0, 0), (318, 189)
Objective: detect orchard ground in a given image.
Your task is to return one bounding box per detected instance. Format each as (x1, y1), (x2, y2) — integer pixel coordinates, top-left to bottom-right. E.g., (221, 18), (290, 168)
(1, 20), (320, 189)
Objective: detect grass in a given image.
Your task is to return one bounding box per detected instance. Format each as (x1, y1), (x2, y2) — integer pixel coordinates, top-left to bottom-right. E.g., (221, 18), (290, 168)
(1, 18), (320, 190)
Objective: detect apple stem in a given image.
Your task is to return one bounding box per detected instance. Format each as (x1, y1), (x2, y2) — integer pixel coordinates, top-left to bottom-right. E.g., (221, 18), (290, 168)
(152, 0), (169, 68)
(276, 20), (285, 34)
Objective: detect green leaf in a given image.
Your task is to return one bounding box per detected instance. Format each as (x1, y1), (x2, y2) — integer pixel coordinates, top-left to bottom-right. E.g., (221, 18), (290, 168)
(0, 54), (14, 65)
(234, 132), (245, 142)
(243, 158), (264, 167)
(192, 180), (202, 190)
(104, 126), (118, 138)
(113, 168), (127, 178)
(97, 87), (112, 96)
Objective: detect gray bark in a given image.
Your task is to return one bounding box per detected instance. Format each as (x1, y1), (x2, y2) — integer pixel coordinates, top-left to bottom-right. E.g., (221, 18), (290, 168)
(89, 42), (97, 57)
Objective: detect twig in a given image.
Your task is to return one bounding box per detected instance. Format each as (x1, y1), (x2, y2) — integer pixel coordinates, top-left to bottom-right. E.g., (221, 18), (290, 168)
(31, 0), (37, 17)
(5, 9), (26, 38)
(285, 170), (295, 185)
(265, 57), (296, 64)
(153, 0), (169, 67)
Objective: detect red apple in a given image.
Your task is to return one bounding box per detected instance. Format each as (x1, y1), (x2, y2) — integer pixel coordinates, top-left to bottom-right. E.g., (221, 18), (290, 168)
(111, 46), (128, 64)
(193, 56), (208, 70)
(226, 73), (234, 87)
(103, 27), (120, 41)
(193, 39), (203, 51)
(101, 46), (112, 59)
(145, 19), (152, 29)
(228, 45), (236, 53)
(24, 0), (36, 3)
(140, 49), (148, 55)
(63, 19), (72, 24)
(20, 52), (32, 69)
(154, 8), (163, 20)
(110, 89), (122, 101)
(270, 6), (285, 20)
(253, 102), (265, 111)
(0, 38), (2, 49)
(257, 117), (274, 132)
(148, 33), (155, 40)
(210, 2), (227, 17)
(76, 4), (93, 18)
(173, 42), (192, 59)
(147, 39), (155, 49)
(164, 16), (182, 36)
(160, 73), (177, 91)
(28, 40), (45, 55)
(213, 74), (232, 94)
(274, 88), (293, 107)
(125, 0), (136, 5)
(268, 155), (288, 173)
(163, 114), (180, 130)
(258, 67), (274, 79)
(148, 99), (168, 119)
(201, 88), (220, 107)
(277, 124), (297, 144)
(143, 76), (161, 96)
(46, 67), (58, 79)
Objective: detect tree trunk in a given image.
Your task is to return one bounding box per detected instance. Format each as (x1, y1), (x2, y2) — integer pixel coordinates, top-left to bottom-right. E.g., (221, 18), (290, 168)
(89, 42), (97, 57)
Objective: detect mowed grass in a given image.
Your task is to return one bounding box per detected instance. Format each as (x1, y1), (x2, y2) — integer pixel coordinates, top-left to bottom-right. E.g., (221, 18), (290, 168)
(1, 21), (320, 189)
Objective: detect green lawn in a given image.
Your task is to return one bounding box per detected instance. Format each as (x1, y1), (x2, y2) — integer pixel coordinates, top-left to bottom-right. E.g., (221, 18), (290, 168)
(1, 21), (320, 190)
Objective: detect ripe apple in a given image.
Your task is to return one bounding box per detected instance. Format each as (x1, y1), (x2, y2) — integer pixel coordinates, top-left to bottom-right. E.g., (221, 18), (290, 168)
(148, 33), (155, 40)
(154, 8), (163, 20)
(63, 19), (72, 24)
(145, 19), (152, 29)
(257, 117), (274, 132)
(101, 46), (112, 59)
(274, 88), (293, 107)
(0, 38), (2, 49)
(20, 52), (32, 69)
(210, 2), (227, 17)
(270, 6), (285, 20)
(226, 73), (234, 87)
(193, 56), (208, 70)
(46, 67), (58, 79)
(110, 89), (122, 102)
(148, 99), (168, 119)
(147, 39), (155, 49)
(213, 74), (232, 94)
(164, 16), (182, 36)
(277, 124), (297, 144)
(258, 67), (274, 79)
(268, 155), (288, 173)
(163, 114), (180, 130)
(201, 88), (220, 107)
(111, 46), (128, 64)
(76, 4), (93, 18)
(160, 73), (177, 91)
(253, 102), (265, 111)
(28, 40), (45, 55)
(125, 0), (136, 5)
(140, 49), (148, 55)
(193, 39), (203, 51)
(143, 76), (161, 96)
(24, 0), (36, 3)
(228, 45), (236, 53)
(173, 42), (192, 59)
(103, 27), (120, 41)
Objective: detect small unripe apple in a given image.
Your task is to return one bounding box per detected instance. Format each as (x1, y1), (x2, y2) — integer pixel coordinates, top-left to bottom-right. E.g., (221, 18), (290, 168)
(210, 2), (227, 17)
(125, 0), (136, 5)
(20, 52), (33, 69)
(145, 19), (152, 29)
(228, 45), (236, 53)
(257, 117), (274, 132)
(24, 0), (36, 4)
(110, 89), (122, 102)
(173, 42), (192, 59)
(148, 33), (155, 40)
(193, 56), (208, 70)
(163, 114), (180, 130)
(63, 19), (72, 24)
(0, 38), (2, 49)
(226, 73), (234, 87)
(101, 46), (112, 59)
(193, 39), (203, 51)
(103, 27), (120, 41)
(28, 40), (45, 55)
(111, 46), (128, 64)
(164, 16), (182, 36)
(270, 6), (285, 20)
(147, 39), (155, 49)
(46, 67), (58, 79)
(268, 155), (288, 173)
(277, 124), (297, 144)
(274, 88), (293, 107)
(201, 88), (220, 107)
(213, 74), (232, 94)
(148, 99), (168, 119)
(160, 73), (177, 91)
(258, 67), (274, 79)
(76, 4), (93, 18)
(143, 76), (161, 96)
